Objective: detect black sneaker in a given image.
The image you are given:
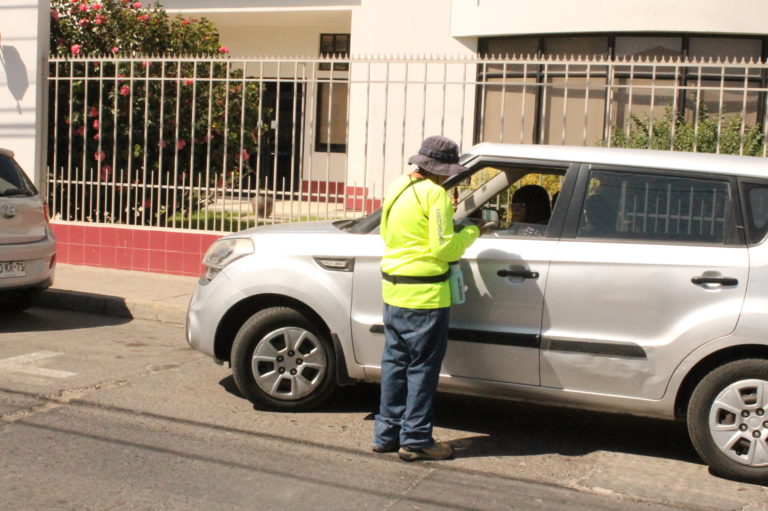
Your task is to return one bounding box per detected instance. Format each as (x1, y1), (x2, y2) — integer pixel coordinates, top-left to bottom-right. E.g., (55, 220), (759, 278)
(398, 441), (454, 461)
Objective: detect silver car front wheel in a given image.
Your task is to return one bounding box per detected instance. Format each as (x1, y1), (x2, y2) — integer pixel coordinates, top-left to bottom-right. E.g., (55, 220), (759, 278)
(252, 326), (327, 400)
(231, 307), (337, 411)
(688, 359), (768, 483)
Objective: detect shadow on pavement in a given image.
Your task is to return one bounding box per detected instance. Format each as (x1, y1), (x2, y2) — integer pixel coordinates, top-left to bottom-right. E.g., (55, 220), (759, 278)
(433, 393), (698, 464)
(219, 376), (699, 466)
(0, 306), (132, 333)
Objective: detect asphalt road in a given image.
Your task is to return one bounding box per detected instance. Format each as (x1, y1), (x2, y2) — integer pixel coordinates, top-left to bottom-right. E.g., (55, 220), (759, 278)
(1, 308), (766, 510)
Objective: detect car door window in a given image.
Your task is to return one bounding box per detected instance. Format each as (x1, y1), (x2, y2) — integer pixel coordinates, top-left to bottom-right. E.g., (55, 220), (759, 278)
(452, 166), (565, 238)
(741, 181), (768, 244)
(577, 169), (734, 244)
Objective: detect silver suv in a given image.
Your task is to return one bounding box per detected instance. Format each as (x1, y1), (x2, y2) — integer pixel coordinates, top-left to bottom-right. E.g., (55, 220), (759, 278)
(0, 149), (56, 312)
(187, 144), (768, 483)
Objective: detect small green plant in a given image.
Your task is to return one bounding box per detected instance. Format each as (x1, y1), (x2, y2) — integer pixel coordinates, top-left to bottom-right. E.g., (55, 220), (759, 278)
(171, 211), (259, 232)
(606, 105), (764, 156)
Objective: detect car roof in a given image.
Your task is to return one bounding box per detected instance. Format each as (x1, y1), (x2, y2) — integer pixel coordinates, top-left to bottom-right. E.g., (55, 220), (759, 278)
(0, 148), (13, 158)
(465, 143), (768, 178)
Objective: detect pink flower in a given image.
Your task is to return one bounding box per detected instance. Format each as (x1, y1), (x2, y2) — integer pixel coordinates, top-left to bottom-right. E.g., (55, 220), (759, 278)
(88, 106), (99, 117)
(137, 14), (149, 21)
(111, 47), (120, 54)
(78, 18), (89, 26)
(141, 61), (149, 68)
(218, 46), (230, 54)
(177, 139), (187, 150)
(92, 3), (102, 9)
(94, 15), (105, 25)
(241, 149), (250, 160)
(78, 3), (88, 11)
(119, 85), (130, 96)
(51, 9), (60, 21)
(132, 1), (141, 8)
(183, 79), (193, 86)
(74, 125), (85, 136)
(159, 140), (168, 149)
(94, 151), (106, 162)
(70, 44), (81, 55)
(92, 119), (100, 129)
(181, 19), (190, 25)
(100, 165), (113, 182)
(92, 133), (100, 140)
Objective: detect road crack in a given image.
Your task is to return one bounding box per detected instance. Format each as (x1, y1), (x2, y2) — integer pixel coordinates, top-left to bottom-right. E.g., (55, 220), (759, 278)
(0, 358), (194, 429)
(381, 467), (436, 510)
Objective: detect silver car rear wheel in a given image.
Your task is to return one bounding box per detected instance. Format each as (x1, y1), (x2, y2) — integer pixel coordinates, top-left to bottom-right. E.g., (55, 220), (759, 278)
(688, 358), (768, 483)
(707, 379), (768, 467)
(252, 326), (327, 401)
(231, 306), (337, 411)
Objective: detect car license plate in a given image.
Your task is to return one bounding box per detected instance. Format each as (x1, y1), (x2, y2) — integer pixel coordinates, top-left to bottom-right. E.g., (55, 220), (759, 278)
(0, 261), (25, 278)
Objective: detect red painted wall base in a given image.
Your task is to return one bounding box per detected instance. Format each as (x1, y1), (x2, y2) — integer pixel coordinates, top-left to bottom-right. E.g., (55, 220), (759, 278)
(50, 222), (221, 277)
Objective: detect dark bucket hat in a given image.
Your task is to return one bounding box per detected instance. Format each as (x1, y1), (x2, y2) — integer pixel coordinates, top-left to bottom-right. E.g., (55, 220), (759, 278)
(407, 135), (467, 176)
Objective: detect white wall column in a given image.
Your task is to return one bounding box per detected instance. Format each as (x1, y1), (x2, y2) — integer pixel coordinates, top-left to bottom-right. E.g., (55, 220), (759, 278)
(0, 0), (49, 187)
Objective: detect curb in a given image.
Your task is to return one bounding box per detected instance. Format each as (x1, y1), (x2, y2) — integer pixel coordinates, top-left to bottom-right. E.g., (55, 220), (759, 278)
(39, 289), (187, 325)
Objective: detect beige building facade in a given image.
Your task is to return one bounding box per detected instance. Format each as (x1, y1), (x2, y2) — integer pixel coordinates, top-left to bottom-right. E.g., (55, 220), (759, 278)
(10, 0), (768, 194)
(160, 0), (768, 202)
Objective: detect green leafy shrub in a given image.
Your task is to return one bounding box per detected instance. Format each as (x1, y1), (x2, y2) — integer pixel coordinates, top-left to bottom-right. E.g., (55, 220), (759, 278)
(607, 105), (764, 156)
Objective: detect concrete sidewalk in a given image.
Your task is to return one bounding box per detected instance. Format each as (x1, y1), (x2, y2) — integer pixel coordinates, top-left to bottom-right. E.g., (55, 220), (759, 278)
(39, 264), (199, 324)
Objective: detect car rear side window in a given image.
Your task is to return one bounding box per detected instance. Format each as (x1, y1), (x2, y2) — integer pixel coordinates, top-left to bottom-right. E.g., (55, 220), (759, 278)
(741, 181), (768, 244)
(577, 169), (734, 244)
(0, 155), (36, 195)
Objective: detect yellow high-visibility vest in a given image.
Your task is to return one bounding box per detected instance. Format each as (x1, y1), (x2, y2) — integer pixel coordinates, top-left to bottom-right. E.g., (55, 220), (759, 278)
(380, 175), (479, 309)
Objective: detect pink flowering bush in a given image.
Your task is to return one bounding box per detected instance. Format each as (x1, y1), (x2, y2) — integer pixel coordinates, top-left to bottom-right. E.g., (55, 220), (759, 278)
(50, 0), (224, 56)
(48, 1), (268, 225)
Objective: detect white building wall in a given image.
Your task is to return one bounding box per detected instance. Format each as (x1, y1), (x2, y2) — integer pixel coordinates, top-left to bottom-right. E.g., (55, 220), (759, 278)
(450, 0), (768, 37)
(25, 0), (768, 204)
(346, 0), (479, 200)
(1, 0), (49, 186)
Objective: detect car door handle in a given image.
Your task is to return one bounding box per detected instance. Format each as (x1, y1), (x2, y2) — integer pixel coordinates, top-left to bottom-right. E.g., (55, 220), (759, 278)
(497, 269), (539, 279)
(691, 276), (738, 286)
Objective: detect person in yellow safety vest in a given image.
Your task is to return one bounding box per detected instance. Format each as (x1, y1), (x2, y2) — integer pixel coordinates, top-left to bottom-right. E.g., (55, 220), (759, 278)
(372, 135), (493, 462)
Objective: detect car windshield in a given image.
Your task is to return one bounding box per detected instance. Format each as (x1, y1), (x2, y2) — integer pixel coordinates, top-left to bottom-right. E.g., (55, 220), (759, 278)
(333, 165), (480, 234)
(0, 155), (36, 196)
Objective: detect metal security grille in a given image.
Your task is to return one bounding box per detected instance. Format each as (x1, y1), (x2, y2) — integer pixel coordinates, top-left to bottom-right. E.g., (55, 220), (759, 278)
(47, 55), (768, 232)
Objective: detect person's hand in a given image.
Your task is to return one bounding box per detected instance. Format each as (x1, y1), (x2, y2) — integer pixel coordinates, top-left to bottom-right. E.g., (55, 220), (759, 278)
(478, 221), (497, 235)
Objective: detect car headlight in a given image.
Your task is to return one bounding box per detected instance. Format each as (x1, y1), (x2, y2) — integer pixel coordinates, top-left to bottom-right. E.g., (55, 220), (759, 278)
(203, 238), (254, 280)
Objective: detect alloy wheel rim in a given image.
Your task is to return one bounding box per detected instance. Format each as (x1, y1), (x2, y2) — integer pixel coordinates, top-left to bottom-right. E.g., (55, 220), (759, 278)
(708, 379), (768, 467)
(251, 326), (326, 401)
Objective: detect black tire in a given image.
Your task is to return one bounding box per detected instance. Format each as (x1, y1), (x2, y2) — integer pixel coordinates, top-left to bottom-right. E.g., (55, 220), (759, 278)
(688, 358), (768, 484)
(0, 289), (41, 314)
(231, 306), (337, 411)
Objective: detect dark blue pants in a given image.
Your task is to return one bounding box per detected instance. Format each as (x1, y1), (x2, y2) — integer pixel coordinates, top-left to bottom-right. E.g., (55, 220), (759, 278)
(373, 304), (450, 449)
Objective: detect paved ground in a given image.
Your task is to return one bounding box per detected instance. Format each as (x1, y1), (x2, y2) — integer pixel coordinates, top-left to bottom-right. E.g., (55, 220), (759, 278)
(1, 307), (766, 510)
(38, 264), (197, 324)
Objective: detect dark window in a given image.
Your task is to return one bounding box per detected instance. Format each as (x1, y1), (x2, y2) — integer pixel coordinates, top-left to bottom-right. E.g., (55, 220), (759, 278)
(316, 34), (350, 152)
(742, 181), (768, 244)
(577, 170), (733, 244)
(476, 34), (768, 146)
(315, 81), (349, 153)
(319, 34), (350, 71)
